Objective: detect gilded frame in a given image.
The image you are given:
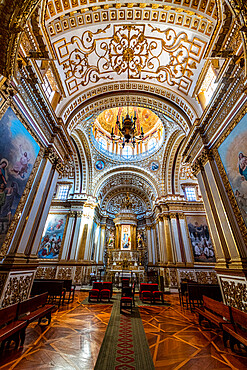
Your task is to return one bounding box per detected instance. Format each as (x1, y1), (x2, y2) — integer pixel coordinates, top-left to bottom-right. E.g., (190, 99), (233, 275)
(185, 214), (216, 265)
(37, 211), (69, 261)
(214, 104), (247, 245)
(0, 100), (44, 259)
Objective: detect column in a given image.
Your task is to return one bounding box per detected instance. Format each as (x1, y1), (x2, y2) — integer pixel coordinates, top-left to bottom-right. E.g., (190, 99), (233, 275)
(178, 214), (193, 265)
(151, 227), (157, 264)
(158, 217), (167, 264)
(146, 226), (153, 264)
(170, 214), (183, 264)
(60, 212), (76, 260)
(197, 170), (227, 267)
(163, 215), (174, 265)
(70, 212), (84, 261)
(204, 160), (245, 268)
(99, 225), (106, 263)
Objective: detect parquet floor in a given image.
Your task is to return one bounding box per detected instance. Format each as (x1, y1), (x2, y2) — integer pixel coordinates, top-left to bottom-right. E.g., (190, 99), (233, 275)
(140, 294), (247, 369)
(0, 292), (247, 369)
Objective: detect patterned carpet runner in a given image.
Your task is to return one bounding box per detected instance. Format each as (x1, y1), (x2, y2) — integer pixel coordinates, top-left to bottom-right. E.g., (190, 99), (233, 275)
(94, 299), (155, 370)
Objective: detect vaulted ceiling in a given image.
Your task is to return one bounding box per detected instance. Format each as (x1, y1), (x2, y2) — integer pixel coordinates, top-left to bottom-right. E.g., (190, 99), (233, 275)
(40, 0), (220, 128)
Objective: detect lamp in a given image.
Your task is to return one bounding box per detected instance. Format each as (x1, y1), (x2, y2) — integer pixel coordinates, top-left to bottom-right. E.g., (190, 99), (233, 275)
(111, 48), (144, 148)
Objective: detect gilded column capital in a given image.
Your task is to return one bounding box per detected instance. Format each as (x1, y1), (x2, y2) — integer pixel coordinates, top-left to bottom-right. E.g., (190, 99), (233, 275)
(191, 149), (214, 176)
(69, 211), (77, 218)
(169, 213), (177, 219)
(177, 213), (185, 219)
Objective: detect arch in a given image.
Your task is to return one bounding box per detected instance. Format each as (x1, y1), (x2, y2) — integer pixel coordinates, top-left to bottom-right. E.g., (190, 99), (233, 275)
(94, 167), (160, 201)
(71, 128), (93, 194)
(66, 90), (195, 135)
(161, 130), (186, 195)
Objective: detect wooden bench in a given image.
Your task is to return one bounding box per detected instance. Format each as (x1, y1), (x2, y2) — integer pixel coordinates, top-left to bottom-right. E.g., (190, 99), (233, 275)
(34, 279), (75, 304)
(31, 280), (65, 307)
(187, 283), (222, 311)
(0, 303), (27, 351)
(195, 296), (231, 328)
(18, 292), (55, 325)
(222, 307), (247, 351)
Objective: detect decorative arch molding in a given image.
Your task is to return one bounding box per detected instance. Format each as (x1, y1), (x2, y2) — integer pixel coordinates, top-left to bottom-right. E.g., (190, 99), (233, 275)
(72, 128), (93, 194)
(94, 167), (160, 201)
(161, 130), (185, 195)
(102, 187), (152, 217)
(65, 87), (196, 135)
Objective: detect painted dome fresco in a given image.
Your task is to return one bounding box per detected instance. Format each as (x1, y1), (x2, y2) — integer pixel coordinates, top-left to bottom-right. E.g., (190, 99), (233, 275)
(92, 106), (164, 160)
(96, 107), (161, 136)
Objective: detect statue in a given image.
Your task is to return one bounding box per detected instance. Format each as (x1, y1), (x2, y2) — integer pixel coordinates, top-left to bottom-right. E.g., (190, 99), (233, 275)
(137, 231), (145, 248)
(121, 192), (133, 210)
(108, 231), (115, 248)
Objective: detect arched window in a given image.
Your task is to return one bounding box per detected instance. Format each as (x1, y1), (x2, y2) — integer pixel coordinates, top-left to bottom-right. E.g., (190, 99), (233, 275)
(122, 145), (132, 159)
(148, 137), (157, 151)
(98, 137), (107, 151)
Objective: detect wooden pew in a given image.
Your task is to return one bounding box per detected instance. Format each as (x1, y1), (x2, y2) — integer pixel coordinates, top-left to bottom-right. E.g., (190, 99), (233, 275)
(187, 283), (222, 311)
(18, 292), (55, 325)
(0, 303), (27, 351)
(31, 280), (65, 307)
(222, 307), (247, 351)
(34, 279), (75, 304)
(195, 296), (231, 328)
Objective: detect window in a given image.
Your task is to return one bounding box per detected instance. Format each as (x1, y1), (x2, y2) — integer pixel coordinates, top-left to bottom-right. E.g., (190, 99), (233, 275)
(57, 185), (70, 200)
(121, 145), (132, 159)
(148, 137), (157, 151)
(184, 187), (197, 201)
(43, 75), (53, 99)
(98, 137), (107, 151)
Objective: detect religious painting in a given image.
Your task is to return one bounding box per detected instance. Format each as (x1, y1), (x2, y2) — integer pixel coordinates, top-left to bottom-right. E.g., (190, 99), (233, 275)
(218, 113), (247, 227)
(38, 213), (67, 259)
(95, 159), (104, 171)
(121, 225), (131, 250)
(186, 215), (216, 263)
(0, 107), (40, 251)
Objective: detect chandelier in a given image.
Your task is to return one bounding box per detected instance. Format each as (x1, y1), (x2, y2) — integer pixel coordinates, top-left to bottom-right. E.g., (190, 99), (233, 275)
(111, 49), (144, 148)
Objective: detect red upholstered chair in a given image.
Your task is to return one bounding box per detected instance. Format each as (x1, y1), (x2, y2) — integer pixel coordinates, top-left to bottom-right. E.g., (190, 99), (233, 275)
(102, 282), (113, 298)
(88, 282), (102, 302)
(142, 290), (153, 303)
(88, 289), (100, 302)
(100, 289), (111, 302)
(120, 287), (133, 313)
(153, 290), (164, 304)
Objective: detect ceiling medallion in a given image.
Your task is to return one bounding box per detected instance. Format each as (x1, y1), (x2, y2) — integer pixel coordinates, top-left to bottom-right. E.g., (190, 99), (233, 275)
(149, 160), (159, 171)
(95, 160), (105, 171)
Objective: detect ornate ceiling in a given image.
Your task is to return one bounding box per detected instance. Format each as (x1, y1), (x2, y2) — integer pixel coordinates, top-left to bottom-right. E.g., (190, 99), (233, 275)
(41, 0), (218, 127)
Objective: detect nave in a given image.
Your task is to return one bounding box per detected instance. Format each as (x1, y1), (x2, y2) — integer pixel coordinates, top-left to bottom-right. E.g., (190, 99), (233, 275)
(1, 292), (247, 370)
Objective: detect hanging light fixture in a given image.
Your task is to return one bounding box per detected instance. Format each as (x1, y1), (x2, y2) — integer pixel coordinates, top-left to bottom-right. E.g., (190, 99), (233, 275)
(111, 47), (144, 148)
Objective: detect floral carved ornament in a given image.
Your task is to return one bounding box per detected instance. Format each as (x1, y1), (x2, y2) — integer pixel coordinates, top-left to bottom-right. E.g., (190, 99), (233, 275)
(53, 24), (207, 96)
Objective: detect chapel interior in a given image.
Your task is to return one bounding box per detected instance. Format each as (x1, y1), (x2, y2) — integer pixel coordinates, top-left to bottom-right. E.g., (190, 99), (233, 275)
(0, 0), (247, 369)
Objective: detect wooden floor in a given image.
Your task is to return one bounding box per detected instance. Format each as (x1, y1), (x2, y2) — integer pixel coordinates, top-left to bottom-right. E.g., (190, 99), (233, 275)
(0, 292), (247, 369)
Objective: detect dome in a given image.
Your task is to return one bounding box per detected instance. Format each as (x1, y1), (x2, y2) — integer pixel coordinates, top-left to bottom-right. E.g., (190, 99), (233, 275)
(91, 106), (164, 160)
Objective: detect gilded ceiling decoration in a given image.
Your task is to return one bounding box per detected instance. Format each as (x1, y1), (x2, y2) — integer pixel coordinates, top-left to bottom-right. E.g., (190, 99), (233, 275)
(95, 106), (161, 135)
(53, 24), (207, 96)
(44, 0), (217, 23)
(106, 193), (148, 216)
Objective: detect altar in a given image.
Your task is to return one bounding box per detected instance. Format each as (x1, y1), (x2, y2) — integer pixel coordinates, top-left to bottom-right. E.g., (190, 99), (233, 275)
(104, 192), (147, 283)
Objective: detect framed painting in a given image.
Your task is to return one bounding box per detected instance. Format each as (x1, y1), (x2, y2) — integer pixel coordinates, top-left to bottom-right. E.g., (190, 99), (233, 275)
(121, 225), (131, 250)
(186, 215), (216, 263)
(0, 107), (40, 251)
(217, 113), (247, 228)
(38, 213), (67, 259)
